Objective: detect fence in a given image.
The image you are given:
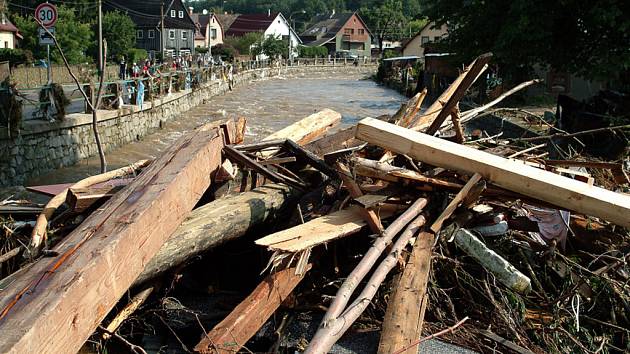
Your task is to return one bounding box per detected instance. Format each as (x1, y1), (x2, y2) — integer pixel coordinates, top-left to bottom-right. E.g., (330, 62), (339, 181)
(9, 64), (119, 89)
(0, 58), (378, 131)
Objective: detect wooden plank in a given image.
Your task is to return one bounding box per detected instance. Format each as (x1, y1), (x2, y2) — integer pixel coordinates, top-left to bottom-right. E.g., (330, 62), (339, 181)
(263, 108), (341, 145)
(26, 178), (132, 197)
(378, 232), (435, 354)
(194, 265), (311, 353)
(335, 161), (384, 234)
(430, 173), (482, 234)
(66, 185), (125, 213)
(255, 205), (399, 252)
(0, 122), (225, 354)
(355, 118), (630, 228)
(0, 206), (43, 215)
(303, 126), (360, 157)
(410, 53), (492, 133)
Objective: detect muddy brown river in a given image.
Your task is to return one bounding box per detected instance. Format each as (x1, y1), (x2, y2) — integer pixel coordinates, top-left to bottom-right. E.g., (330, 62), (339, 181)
(29, 72), (405, 185)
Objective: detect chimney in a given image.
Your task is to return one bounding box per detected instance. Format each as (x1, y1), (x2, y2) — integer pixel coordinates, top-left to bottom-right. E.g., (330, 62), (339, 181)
(188, 7), (194, 16)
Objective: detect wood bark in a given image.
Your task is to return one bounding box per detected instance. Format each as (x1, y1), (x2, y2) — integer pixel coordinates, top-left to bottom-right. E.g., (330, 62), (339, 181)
(378, 231), (435, 354)
(134, 111), (338, 286)
(0, 122), (224, 354)
(454, 229), (531, 293)
(133, 184), (300, 286)
(320, 198), (428, 325)
(355, 118), (630, 228)
(194, 265), (311, 353)
(306, 214), (427, 354)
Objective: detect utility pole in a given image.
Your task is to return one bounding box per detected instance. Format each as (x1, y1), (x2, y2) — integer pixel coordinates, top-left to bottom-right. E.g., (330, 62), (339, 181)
(161, 2), (165, 61)
(98, 0), (103, 76)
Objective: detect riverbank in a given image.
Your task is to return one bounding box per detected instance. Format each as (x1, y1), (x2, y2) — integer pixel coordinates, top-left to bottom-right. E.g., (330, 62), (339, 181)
(0, 63), (378, 187)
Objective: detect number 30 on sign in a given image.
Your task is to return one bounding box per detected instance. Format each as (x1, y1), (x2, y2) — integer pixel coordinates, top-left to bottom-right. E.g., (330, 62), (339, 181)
(35, 3), (58, 28)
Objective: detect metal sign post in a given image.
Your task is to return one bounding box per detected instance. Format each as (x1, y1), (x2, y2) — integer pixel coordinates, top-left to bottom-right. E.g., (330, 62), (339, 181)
(35, 2), (58, 84)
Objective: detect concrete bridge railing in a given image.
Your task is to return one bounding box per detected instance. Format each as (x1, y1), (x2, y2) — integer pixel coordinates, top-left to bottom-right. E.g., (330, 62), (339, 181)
(0, 61), (377, 187)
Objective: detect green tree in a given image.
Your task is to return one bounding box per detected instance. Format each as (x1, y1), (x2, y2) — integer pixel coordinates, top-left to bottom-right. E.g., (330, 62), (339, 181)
(225, 32), (264, 58)
(360, 0), (406, 54)
(102, 11), (136, 61)
(424, 0), (630, 82)
(13, 5), (93, 64)
(260, 35), (288, 59)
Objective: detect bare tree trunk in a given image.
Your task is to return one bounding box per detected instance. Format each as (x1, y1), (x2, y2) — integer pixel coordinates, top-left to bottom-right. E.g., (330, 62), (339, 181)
(93, 41), (108, 173)
(35, 19), (108, 173)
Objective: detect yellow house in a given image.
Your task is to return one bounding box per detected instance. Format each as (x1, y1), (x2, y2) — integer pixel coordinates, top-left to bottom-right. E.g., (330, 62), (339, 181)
(402, 22), (448, 58)
(0, 13), (21, 49)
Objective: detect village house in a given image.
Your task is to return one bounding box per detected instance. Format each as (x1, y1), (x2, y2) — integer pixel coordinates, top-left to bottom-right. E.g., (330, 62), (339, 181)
(224, 11), (301, 60)
(189, 8), (223, 49)
(300, 12), (372, 59)
(104, 0), (196, 59)
(401, 22), (448, 58)
(0, 12), (21, 49)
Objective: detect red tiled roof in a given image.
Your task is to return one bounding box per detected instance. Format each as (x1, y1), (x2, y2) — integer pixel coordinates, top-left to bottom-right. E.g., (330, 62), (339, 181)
(225, 13), (278, 37)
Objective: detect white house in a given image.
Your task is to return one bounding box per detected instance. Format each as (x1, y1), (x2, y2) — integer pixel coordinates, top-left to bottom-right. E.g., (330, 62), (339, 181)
(225, 11), (301, 60)
(402, 22), (448, 58)
(0, 13), (22, 49)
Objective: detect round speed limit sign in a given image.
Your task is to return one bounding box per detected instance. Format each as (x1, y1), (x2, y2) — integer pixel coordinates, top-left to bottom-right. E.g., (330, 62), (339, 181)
(35, 3), (58, 28)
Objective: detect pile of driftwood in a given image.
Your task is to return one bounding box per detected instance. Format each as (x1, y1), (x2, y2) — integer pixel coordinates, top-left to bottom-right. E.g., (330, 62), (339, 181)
(0, 53), (629, 354)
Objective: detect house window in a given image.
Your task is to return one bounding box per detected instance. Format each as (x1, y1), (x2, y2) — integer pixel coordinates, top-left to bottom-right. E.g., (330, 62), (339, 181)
(169, 30), (175, 40)
(182, 31), (187, 40)
(170, 10), (176, 17)
(4, 41), (8, 49)
(358, 29), (365, 35)
(179, 11), (184, 18)
(136, 30), (143, 39)
(434, 36), (441, 42)
(344, 28), (352, 35)
(421, 36), (430, 45)
(148, 29), (155, 39)
(211, 28), (217, 39)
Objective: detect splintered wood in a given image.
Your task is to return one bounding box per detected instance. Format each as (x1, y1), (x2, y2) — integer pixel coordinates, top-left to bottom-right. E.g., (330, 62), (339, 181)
(0, 122), (225, 353)
(255, 205), (396, 253)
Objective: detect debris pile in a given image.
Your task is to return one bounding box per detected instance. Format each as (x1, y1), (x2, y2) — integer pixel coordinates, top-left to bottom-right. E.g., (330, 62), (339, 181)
(0, 53), (629, 354)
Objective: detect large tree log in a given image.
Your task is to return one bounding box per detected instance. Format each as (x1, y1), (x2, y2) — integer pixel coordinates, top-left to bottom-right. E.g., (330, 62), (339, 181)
(355, 118), (630, 228)
(133, 184), (299, 286)
(0, 122), (225, 353)
(132, 110), (341, 286)
(194, 264), (311, 353)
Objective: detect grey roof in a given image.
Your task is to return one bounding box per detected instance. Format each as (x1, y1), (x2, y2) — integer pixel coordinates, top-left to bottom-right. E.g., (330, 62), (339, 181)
(300, 12), (354, 46)
(216, 13), (239, 32)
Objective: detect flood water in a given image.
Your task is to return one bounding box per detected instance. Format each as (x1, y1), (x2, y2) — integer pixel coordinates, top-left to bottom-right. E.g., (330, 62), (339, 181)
(29, 72), (406, 185)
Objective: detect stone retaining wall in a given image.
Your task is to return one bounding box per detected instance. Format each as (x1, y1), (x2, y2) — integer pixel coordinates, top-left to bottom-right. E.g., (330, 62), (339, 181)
(0, 64), (376, 186)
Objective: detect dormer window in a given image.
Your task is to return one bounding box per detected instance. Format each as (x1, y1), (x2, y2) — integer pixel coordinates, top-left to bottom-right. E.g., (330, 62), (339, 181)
(170, 10), (175, 17)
